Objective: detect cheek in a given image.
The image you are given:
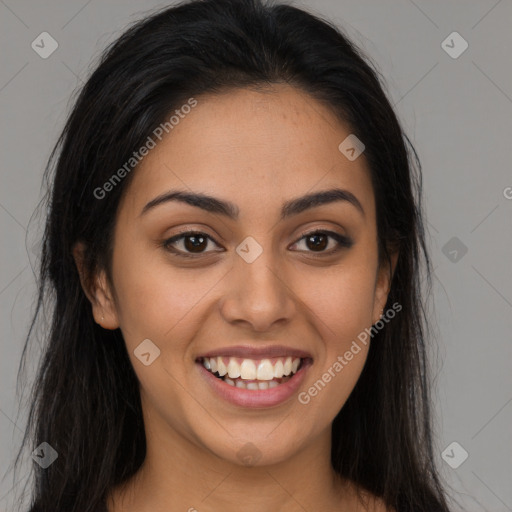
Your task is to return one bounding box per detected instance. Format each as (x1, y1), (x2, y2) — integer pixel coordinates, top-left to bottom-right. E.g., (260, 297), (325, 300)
(110, 249), (211, 420)
(111, 246), (221, 355)
(293, 260), (376, 413)
(299, 261), (377, 344)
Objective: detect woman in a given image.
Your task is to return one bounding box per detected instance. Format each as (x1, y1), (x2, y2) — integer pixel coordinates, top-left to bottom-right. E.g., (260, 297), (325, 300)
(17, 0), (453, 510)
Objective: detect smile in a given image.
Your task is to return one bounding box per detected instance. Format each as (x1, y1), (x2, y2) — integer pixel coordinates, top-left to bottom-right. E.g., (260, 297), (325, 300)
(196, 347), (313, 408)
(200, 356), (303, 390)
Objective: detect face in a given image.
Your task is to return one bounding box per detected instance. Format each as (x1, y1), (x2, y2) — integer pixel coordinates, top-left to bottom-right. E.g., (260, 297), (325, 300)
(83, 85), (395, 468)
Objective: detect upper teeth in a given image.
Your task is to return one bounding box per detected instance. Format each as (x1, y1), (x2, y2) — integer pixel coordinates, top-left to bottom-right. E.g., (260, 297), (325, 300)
(202, 356), (301, 380)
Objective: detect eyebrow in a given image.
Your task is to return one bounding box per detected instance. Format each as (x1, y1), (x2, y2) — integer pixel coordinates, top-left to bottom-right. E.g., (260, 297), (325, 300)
(140, 187), (365, 220)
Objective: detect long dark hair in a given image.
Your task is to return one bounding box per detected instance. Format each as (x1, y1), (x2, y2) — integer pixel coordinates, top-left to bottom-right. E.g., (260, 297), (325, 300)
(15, 0), (452, 510)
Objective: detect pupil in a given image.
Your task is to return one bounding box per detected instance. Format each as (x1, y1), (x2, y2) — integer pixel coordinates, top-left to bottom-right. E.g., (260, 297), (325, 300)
(185, 235), (207, 252)
(307, 233), (327, 251)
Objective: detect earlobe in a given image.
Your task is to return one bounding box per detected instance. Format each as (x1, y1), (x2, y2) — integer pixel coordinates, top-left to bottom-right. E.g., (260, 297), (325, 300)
(373, 249), (399, 324)
(72, 242), (120, 330)
(90, 271), (120, 330)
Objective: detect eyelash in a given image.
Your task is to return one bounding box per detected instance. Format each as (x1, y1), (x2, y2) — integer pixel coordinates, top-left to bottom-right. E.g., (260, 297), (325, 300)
(161, 229), (353, 259)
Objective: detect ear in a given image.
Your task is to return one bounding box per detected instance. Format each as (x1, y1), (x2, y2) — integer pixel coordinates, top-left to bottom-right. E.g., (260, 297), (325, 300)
(372, 247), (399, 325)
(72, 241), (120, 330)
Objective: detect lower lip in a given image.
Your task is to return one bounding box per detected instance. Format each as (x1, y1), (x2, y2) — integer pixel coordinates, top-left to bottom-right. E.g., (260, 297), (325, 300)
(197, 360), (311, 408)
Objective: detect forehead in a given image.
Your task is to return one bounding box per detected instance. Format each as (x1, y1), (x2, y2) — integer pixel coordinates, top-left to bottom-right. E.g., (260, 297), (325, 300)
(119, 85), (375, 222)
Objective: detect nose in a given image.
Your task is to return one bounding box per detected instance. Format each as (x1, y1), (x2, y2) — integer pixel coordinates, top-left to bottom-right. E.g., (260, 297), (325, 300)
(219, 247), (296, 332)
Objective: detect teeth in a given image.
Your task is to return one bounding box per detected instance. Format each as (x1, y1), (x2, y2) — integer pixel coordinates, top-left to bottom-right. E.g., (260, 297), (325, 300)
(283, 357), (292, 376)
(273, 360), (284, 378)
(217, 357), (227, 377)
(227, 358), (241, 379)
(214, 375), (293, 390)
(202, 356), (303, 381)
(240, 360), (257, 380)
(256, 359), (274, 380)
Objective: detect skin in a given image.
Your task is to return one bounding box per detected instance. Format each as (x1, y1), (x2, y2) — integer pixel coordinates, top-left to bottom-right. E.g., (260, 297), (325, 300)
(75, 84), (398, 512)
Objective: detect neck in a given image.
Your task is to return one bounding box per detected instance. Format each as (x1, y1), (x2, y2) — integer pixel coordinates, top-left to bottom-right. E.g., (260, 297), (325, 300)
(108, 411), (355, 512)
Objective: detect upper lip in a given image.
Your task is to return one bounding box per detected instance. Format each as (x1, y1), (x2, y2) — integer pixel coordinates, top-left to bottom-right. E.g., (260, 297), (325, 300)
(197, 344), (313, 360)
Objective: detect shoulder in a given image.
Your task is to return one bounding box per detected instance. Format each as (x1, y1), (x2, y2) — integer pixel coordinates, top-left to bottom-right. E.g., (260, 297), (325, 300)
(354, 486), (396, 512)
(376, 499), (396, 512)
(369, 495), (396, 512)
(337, 478), (396, 512)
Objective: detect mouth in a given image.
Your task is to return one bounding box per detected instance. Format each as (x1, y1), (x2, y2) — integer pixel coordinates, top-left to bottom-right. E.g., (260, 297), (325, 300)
(198, 355), (308, 389)
(195, 347), (313, 408)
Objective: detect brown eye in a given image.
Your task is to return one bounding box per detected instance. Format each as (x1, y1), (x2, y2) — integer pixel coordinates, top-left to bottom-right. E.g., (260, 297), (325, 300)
(163, 231), (221, 257)
(291, 230), (353, 255)
(305, 233), (328, 251)
(183, 234), (208, 253)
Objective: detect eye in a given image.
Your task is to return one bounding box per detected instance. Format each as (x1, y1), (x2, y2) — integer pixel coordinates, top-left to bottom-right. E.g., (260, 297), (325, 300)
(162, 229), (353, 259)
(162, 231), (223, 258)
(290, 230), (353, 255)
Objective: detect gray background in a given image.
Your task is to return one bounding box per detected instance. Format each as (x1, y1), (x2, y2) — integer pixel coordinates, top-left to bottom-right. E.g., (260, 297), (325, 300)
(1, 0), (511, 510)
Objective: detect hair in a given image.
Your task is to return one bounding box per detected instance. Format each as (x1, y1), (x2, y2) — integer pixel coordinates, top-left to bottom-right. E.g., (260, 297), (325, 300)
(14, 0), (453, 510)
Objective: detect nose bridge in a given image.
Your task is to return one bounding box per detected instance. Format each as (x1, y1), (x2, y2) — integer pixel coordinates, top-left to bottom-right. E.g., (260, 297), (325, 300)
(220, 236), (295, 330)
